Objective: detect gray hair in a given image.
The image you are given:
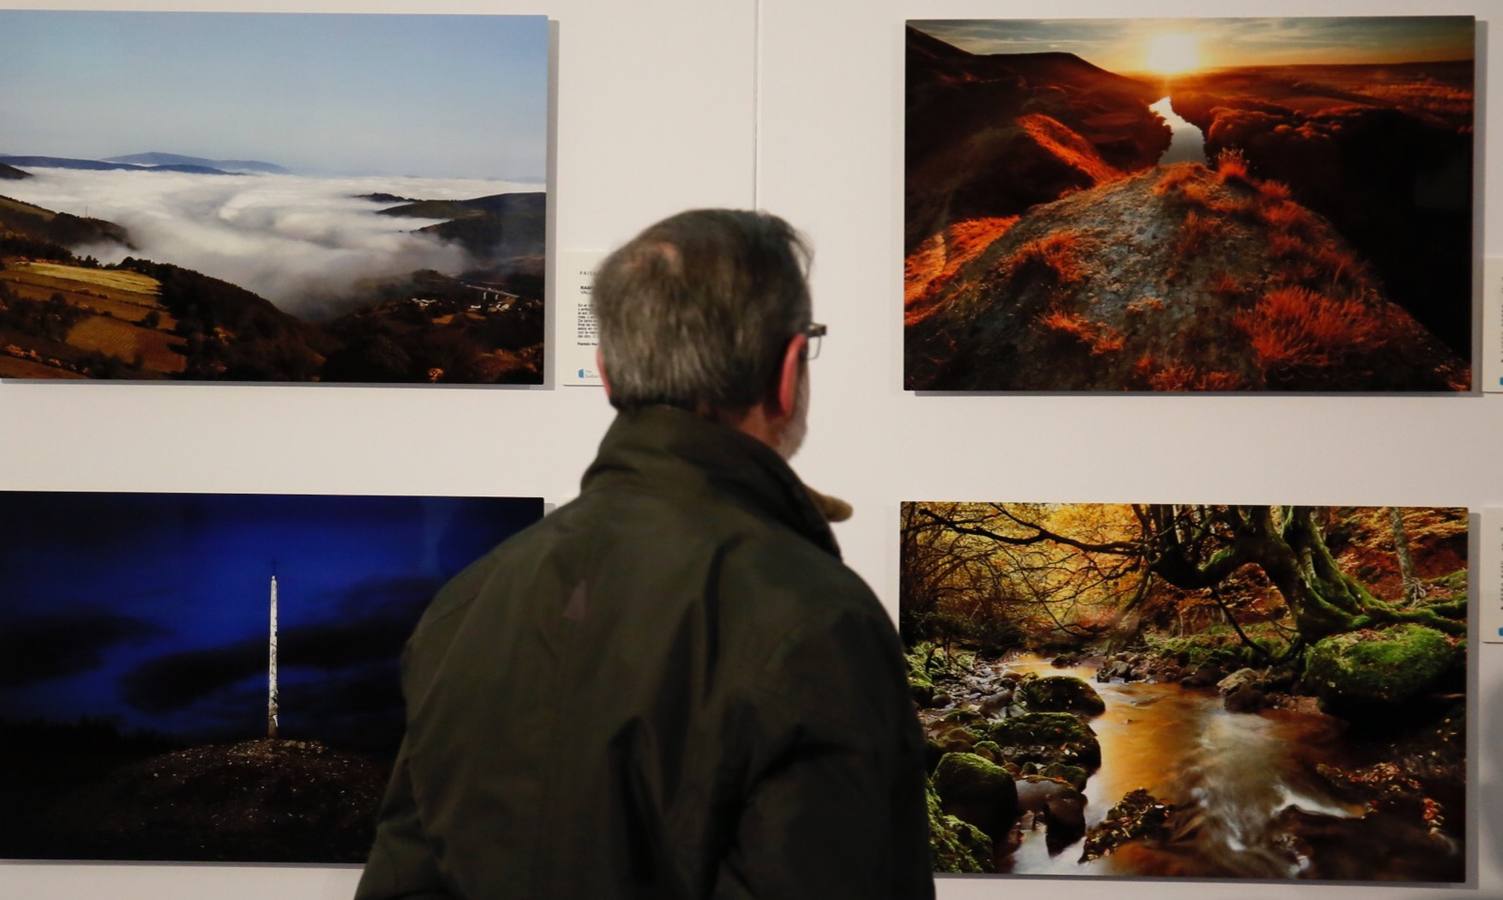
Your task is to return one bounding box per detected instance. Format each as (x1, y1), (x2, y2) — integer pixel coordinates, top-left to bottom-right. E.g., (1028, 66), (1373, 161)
(591, 209), (812, 415)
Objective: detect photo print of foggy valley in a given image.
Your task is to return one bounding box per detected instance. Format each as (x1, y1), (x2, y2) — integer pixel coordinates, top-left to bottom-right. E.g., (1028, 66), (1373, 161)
(903, 503), (1467, 882)
(0, 12), (547, 384)
(0, 492), (541, 863)
(904, 18), (1475, 392)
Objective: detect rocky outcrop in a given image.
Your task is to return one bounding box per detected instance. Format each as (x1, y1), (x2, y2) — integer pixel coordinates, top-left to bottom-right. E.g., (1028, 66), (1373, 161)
(905, 162), (1465, 392)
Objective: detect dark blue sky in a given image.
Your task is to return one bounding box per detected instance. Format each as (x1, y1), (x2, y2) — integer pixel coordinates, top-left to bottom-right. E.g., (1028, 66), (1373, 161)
(0, 492), (540, 751)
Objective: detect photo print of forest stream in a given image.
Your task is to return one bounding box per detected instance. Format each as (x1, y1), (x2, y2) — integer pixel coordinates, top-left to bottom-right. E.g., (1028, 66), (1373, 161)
(904, 18), (1475, 392)
(902, 503), (1466, 882)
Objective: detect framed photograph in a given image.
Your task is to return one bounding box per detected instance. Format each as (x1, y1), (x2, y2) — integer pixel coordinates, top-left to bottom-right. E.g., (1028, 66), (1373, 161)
(902, 502), (1466, 881)
(905, 18), (1475, 392)
(0, 11), (548, 384)
(0, 491), (543, 863)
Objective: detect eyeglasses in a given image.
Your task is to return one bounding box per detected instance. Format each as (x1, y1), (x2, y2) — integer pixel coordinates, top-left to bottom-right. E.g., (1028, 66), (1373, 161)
(803, 322), (827, 361)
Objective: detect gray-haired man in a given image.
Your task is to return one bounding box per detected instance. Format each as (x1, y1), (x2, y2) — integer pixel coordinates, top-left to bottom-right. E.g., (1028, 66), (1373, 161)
(357, 209), (934, 899)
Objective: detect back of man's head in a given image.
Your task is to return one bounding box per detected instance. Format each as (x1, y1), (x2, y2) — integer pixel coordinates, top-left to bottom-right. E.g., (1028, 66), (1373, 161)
(591, 209), (812, 417)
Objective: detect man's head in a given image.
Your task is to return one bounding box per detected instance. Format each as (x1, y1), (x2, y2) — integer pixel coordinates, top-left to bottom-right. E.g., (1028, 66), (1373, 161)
(592, 209), (815, 458)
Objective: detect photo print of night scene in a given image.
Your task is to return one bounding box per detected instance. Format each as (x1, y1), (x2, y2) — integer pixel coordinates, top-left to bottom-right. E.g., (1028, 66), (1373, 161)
(904, 18), (1475, 392)
(0, 491), (542, 863)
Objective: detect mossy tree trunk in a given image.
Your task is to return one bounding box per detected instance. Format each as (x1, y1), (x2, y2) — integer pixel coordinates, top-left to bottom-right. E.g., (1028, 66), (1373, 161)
(1145, 505), (1464, 643)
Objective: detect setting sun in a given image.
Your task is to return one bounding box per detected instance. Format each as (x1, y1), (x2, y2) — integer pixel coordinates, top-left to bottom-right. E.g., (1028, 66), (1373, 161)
(1144, 32), (1201, 75)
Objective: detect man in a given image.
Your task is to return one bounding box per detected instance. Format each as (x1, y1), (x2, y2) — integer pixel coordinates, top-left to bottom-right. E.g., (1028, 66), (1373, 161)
(356, 209), (933, 899)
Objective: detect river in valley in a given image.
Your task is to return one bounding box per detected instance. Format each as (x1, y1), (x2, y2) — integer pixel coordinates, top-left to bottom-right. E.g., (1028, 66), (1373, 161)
(1149, 96), (1207, 166)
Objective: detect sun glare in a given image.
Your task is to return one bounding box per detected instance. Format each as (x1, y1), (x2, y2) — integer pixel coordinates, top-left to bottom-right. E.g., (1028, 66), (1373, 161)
(1144, 33), (1201, 76)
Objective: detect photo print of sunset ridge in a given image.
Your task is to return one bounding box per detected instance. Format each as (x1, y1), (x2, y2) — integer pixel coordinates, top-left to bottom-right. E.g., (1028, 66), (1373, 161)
(0, 11), (547, 384)
(904, 17), (1475, 392)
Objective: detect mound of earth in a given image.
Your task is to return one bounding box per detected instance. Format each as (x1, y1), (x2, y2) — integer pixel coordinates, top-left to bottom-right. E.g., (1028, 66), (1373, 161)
(34, 738), (388, 862)
(905, 162), (1466, 392)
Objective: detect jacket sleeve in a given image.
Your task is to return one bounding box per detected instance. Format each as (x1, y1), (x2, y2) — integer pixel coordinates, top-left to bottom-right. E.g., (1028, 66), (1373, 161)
(711, 604), (935, 900)
(354, 743), (453, 900)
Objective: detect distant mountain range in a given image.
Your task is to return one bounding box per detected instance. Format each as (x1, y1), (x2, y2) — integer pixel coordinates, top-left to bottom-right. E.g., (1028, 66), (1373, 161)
(0, 152), (288, 176)
(104, 153), (289, 174)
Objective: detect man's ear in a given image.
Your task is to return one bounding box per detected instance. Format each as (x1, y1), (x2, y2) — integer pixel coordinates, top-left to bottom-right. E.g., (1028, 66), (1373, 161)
(774, 334), (806, 418)
(595, 347), (612, 399)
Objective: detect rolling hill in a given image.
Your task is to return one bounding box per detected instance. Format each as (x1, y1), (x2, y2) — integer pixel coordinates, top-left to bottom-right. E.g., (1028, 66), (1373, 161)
(905, 26), (1170, 253)
(0, 194), (132, 249)
(377, 191), (546, 262)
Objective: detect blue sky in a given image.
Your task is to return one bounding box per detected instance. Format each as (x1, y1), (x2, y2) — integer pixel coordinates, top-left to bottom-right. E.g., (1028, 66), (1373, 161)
(0, 492), (540, 750)
(910, 17), (1474, 72)
(0, 11), (548, 179)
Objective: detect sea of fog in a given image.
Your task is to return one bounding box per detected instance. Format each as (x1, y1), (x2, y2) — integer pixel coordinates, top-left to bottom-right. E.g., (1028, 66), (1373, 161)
(2, 169), (542, 316)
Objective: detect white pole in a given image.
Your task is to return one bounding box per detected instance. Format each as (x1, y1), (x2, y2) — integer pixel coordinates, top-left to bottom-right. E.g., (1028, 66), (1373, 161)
(268, 574), (279, 739)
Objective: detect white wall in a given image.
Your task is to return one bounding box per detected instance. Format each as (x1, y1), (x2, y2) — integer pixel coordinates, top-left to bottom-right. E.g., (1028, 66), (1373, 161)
(1, 0), (1499, 897)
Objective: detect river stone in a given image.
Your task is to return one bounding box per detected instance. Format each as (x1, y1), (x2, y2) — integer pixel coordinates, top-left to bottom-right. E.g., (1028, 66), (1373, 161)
(1223, 684), (1269, 713)
(933, 752), (1020, 838)
(926, 782), (994, 873)
(977, 688), (1014, 718)
(1015, 775), (1087, 848)
(1306, 624), (1458, 714)
(970, 740), (1005, 765)
(1039, 762), (1090, 792)
(1181, 662), (1228, 688)
(936, 707), (986, 729)
(1217, 667), (1265, 694)
(987, 712), (1102, 770)
(1018, 675), (1106, 716)
(1080, 788), (1176, 862)
(929, 724), (980, 754)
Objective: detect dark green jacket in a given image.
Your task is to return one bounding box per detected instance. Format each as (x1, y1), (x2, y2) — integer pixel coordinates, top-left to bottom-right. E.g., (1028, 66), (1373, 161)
(355, 406), (933, 899)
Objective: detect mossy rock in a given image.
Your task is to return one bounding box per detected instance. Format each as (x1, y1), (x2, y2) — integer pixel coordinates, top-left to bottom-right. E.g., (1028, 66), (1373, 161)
(910, 678), (936, 707)
(970, 739), (1004, 764)
(1039, 762), (1090, 792)
(906, 648), (937, 706)
(932, 751), (1020, 838)
(930, 724), (980, 754)
(926, 782), (994, 873)
(988, 712), (1102, 770)
(1018, 675), (1106, 716)
(1306, 624), (1458, 713)
(934, 707), (986, 729)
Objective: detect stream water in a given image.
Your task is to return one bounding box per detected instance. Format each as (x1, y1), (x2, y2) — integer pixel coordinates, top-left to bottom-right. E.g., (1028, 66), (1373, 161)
(1149, 96), (1207, 166)
(993, 654), (1367, 878)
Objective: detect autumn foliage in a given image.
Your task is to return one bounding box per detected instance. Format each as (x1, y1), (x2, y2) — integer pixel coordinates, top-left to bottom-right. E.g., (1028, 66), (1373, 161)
(1234, 286), (1387, 372)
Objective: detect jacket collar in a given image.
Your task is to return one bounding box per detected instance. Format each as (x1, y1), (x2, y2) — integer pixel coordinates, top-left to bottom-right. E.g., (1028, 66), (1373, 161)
(581, 405), (841, 559)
